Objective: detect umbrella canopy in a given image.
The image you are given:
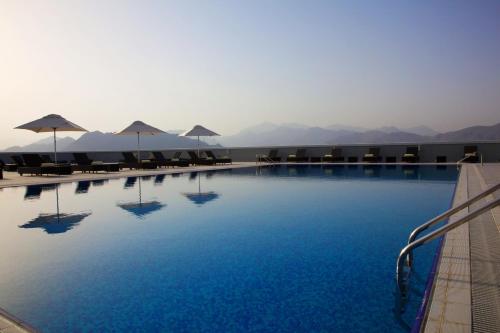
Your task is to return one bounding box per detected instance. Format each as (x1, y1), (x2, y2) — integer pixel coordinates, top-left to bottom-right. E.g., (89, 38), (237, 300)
(115, 121), (165, 164)
(115, 120), (165, 136)
(15, 114), (87, 163)
(180, 125), (220, 137)
(180, 125), (220, 157)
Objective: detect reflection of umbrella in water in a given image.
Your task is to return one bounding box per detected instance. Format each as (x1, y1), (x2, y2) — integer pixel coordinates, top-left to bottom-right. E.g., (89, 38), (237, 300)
(19, 187), (91, 234)
(182, 172), (220, 206)
(117, 177), (166, 219)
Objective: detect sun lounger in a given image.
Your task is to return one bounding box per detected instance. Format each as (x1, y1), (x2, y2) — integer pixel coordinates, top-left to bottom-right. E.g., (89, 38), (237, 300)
(258, 149), (281, 162)
(362, 147), (381, 163)
(322, 148), (344, 162)
(0, 158), (18, 172)
(152, 151), (189, 168)
(204, 151), (232, 164)
(120, 152), (157, 169)
(187, 151), (215, 165)
(401, 146), (419, 163)
(287, 149), (309, 162)
(72, 153), (119, 173)
(11, 155), (25, 169)
(18, 154), (73, 176)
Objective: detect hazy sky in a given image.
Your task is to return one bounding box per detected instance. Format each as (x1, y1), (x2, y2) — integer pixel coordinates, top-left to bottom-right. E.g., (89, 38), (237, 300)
(1, 0), (499, 147)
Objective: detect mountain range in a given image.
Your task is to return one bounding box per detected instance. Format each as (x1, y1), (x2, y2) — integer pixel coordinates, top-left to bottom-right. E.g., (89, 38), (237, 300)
(212, 122), (500, 147)
(4, 122), (500, 151)
(4, 131), (213, 152)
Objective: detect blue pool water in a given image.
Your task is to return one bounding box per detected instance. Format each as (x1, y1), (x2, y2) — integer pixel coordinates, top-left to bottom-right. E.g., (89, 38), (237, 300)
(0, 165), (457, 332)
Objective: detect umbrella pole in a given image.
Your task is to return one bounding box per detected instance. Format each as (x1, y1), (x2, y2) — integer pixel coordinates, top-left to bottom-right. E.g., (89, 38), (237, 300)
(139, 176), (142, 205)
(56, 186), (60, 222)
(53, 128), (57, 163)
(137, 132), (141, 169)
(197, 136), (200, 158)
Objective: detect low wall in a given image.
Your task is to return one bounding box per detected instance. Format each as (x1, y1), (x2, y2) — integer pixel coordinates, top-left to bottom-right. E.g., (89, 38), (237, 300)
(0, 142), (499, 164)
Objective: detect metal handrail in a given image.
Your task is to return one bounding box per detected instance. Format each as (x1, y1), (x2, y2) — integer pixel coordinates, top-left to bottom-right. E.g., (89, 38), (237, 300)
(256, 154), (276, 164)
(396, 196), (500, 307)
(406, 182), (500, 266)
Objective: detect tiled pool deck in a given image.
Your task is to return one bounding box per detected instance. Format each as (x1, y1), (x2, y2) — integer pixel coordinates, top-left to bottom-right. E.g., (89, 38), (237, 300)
(1, 162), (499, 332)
(424, 163), (500, 333)
(0, 163), (256, 189)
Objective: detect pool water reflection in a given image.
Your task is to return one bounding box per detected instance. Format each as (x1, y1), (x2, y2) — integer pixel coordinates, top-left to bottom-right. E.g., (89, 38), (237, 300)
(0, 165), (457, 332)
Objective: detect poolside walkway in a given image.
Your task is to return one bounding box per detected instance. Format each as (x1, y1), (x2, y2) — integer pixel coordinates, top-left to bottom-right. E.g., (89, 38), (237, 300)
(424, 163), (500, 333)
(0, 163), (257, 189)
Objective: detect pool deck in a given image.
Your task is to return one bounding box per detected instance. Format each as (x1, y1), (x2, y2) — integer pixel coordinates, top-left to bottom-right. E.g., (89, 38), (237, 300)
(423, 163), (500, 333)
(0, 163), (258, 189)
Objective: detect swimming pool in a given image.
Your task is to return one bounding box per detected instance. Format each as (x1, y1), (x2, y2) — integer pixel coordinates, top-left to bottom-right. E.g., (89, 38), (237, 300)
(0, 165), (457, 332)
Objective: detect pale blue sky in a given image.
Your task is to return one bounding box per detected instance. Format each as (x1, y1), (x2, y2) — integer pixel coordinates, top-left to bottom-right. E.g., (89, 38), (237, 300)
(1, 0), (499, 147)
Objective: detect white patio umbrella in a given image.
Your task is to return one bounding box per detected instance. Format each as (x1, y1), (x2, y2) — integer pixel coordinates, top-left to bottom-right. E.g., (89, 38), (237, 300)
(15, 114), (87, 163)
(180, 125), (220, 157)
(115, 121), (165, 165)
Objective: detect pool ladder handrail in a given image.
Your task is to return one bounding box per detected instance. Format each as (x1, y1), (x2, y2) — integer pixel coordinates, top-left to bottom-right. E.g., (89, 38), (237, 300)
(395, 182), (500, 309)
(406, 182), (500, 267)
(256, 154), (277, 164)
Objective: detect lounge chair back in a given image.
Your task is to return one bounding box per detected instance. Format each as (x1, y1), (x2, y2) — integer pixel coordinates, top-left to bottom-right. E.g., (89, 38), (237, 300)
(22, 154), (45, 167)
(205, 151), (217, 159)
(11, 155), (25, 166)
(122, 152), (138, 163)
(41, 155), (53, 163)
(152, 151), (167, 161)
(464, 145), (477, 154)
(73, 153), (93, 165)
(331, 148), (342, 157)
(406, 146), (419, 155)
(368, 147), (380, 155)
(296, 149), (307, 158)
(187, 151), (199, 161)
(269, 149), (279, 158)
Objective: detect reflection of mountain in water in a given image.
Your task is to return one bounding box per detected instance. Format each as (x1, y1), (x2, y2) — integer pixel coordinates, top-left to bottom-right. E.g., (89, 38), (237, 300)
(19, 212), (91, 234)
